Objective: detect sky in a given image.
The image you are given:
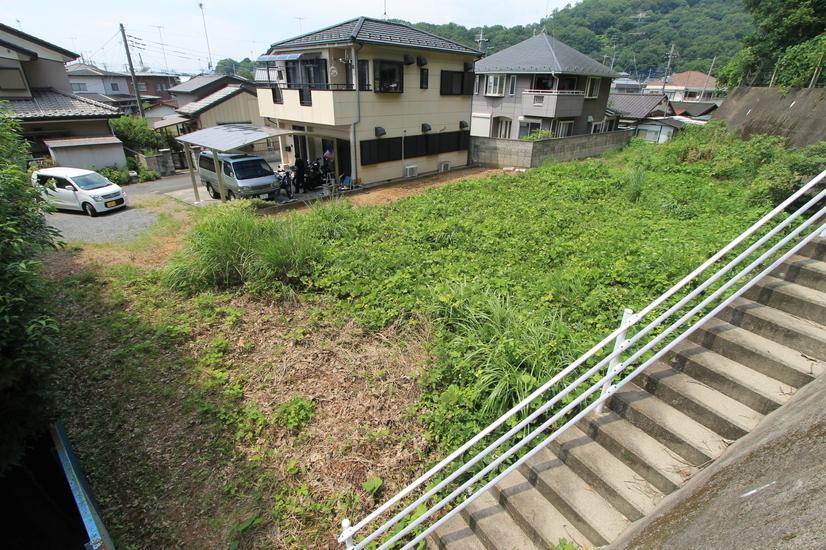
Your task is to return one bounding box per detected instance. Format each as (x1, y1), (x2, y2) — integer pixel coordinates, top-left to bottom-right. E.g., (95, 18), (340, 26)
(6, 0), (573, 74)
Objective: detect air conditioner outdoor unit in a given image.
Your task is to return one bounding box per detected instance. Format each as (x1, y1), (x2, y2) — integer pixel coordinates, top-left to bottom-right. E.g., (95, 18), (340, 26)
(438, 161), (450, 173)
(404, 165), (418, 178)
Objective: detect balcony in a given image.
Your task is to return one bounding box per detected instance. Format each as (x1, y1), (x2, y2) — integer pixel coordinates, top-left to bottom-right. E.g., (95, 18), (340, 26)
(520, 89), (585, 118)
(256, 82), (358, 126)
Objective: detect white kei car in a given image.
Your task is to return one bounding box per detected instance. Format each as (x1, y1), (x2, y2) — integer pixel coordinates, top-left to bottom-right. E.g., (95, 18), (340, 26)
(32, 167), (128, 216)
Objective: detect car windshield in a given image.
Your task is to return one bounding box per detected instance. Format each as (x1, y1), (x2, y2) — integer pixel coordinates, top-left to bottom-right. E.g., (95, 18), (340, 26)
(232, 159), (273, 180)
(71, 172), (113, 190)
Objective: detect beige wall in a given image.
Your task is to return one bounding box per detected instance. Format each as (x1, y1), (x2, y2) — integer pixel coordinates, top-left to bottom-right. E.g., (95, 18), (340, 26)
(23, 59), (72, 91)
(197, 92), (267, 128)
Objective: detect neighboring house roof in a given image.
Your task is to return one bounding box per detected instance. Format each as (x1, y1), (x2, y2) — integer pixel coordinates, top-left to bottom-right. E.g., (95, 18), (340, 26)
(176, 85), (252, 116)
(608, 93), (671, 119)
(640, 116), (686, 129)
(6, 88), (120, 120)
(0, 22), (78, 60)
(475, 33), (619, 77)
(670, 101), (718, 117)
(76, 92), (138, 104)
(66, 63), (127, 77)
(168, 74), (245, 94)
(268, 16), (481, 55)
(44, 136), (123, 148)
(154, 115), (190, 130)
(646, 70), (717, 90)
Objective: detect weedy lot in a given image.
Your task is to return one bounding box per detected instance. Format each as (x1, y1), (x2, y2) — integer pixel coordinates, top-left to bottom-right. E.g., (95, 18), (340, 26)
(46, 125), (826, 548)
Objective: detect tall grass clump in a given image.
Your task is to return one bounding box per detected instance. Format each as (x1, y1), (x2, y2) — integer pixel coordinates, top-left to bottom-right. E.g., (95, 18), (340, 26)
(420, 281), (579, 449)
(164, 202), (320, 294)
(624, 166), (646, 203)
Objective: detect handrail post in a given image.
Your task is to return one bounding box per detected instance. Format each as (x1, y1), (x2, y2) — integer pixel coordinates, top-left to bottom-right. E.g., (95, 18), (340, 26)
(340, 518), (355, 550)
(596, 308), (633, 413)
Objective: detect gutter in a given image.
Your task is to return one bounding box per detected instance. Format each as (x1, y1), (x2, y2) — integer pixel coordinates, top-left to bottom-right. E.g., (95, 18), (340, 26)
(351, 42), (363, 183)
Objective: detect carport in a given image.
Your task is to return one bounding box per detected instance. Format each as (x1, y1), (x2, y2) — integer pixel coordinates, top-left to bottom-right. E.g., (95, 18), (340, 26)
(176, 123), (296, 202)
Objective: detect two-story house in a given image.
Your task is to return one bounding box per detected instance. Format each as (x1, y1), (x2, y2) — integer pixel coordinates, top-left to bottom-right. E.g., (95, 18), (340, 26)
(129, 71), (181, 101)
(471, 33), (619, 139)
(168, 74), (247, 108)
(66, 63), (140, 114)
(255, 17), (480, 184)
(0, 23), (123, 167)
(643, 70), (721, 102)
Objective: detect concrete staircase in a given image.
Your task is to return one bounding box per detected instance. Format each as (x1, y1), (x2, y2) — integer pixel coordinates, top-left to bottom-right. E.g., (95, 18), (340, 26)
(432, 237), (826, 550)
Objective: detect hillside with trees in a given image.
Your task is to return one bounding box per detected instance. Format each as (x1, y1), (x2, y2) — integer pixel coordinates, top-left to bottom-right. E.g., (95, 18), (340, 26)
(408, 0), (753, 81)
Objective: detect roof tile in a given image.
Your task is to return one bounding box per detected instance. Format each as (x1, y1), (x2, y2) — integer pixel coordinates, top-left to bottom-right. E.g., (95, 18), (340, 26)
(5, 88), (120, 119)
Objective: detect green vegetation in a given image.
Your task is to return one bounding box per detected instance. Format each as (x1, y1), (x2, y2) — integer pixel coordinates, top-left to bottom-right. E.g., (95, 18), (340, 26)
(719, 0), (826, 87)
(110, 115), (163, 154)
(98, 165), (129, 185)
(521, 129), (554, 141)
(275, 397), (316, 433)
(0, 108), (60, 470)
(216, 57), (255, 80)
(406, 0), (751, 78)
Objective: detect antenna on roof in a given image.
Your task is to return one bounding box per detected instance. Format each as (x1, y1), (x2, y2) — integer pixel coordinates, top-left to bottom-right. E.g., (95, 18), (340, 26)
(475, 29), (489, 55)
(295, 17), (306, 32)
(383, 0), (388, 20)
(16, 19), (23, 31)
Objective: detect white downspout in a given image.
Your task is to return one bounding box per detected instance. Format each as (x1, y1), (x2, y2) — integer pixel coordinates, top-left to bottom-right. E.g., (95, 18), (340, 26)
(351, 44), (362, 183)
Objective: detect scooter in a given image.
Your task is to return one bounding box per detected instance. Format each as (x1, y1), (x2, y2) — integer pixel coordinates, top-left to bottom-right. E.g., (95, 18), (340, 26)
(273, 166), (294, 200)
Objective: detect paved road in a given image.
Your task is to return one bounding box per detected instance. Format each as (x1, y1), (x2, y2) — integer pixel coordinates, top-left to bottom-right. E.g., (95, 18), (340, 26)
(123, 172), (194, 196)
(47, 206), (159, 243)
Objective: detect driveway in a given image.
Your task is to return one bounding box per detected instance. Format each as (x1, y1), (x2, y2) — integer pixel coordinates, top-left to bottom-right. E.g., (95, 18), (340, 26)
(123, 172), (194, 197)
(47, 207), (159, 243)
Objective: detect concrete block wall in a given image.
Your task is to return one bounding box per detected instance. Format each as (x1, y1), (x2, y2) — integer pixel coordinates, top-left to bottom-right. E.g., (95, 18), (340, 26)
(470, 130), (633, 168)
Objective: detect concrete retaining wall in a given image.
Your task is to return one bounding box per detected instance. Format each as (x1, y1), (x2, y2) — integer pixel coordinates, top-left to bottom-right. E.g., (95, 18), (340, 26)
(139, 150), (176, 176)
(713, 87), (826, 148)
(470, 130), (633, 168)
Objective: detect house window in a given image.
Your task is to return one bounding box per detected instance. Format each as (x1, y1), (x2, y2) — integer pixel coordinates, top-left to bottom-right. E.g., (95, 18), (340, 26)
(474, 75), (480, 94)
(271, 86), (283, 104)
(591, 120), (605, 133)
(358, 60), (370, 90)
(585, 77), (600, 98)
(495, 118), (512, 138)
(110, 82), (119, 91)
(558, 75), (579, 91)
(137, 82), (148, 92)
(554, 120), (573, 138)
(157, 82), (168, 91)
(440, 70), (473, 95)
(485, 74), (506, 96)
(71, 82), (88, 92)
(360, 136), (403, 165)
(420, 68), (428, 89)
(532, 74), (554, 90)
(374, 60), (404, 93)
(533, 95), (544, 106)
(508, 75), (517, 95)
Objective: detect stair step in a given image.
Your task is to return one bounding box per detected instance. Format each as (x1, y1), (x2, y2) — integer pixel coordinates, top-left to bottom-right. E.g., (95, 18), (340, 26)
(669, 340), (795, 415)
(746, 275), (826, 325)
(691, 318), (825, 387)
(774, 254), (826, 293)
(721, 297), (826, 361)
(521, 447), (629, 547)
(429, 513), (477, 550)
(461, 491), (541, 550)
(579, 410), (695, 494)
(636, 361), (762, 440)
(798, 236), (826, 261)
(609, 383), (729, 466)
(550, 425), (664, 521)
(493, 469), (589, 549)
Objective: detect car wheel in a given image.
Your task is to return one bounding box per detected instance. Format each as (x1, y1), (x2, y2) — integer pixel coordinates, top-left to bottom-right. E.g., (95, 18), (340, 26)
(205, 182), (219, 199)
(226, 189), (235, 201)
(82, 202), (98, 217)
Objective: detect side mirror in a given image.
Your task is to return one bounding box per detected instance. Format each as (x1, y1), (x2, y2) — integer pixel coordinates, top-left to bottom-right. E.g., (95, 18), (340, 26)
(64, 184), (75, 191)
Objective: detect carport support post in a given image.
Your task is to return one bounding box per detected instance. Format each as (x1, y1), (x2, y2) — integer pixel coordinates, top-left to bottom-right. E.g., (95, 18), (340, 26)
(211, 147), (227, 202)
(183, 143), (201, 203)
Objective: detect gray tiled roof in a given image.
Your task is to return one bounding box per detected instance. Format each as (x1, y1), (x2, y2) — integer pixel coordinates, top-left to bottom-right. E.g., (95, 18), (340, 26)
(66, 63), (127, 77)
(168, 74), (246, 94)
(608, 93), (670, 119)
(475, 33), (619, 77)
(176, 85), (250, 116)
(5, 88), (120, 119)
(269, 17), (480, 55)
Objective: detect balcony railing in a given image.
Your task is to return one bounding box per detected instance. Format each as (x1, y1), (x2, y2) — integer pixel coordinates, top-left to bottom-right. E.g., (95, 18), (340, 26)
(523, 88), (586, 95)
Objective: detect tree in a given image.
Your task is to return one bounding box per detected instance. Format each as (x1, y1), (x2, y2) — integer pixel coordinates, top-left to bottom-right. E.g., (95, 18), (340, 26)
(110, 115), (163, 154)
(0, 107), (61, 471)
(216, 57), (254, 80)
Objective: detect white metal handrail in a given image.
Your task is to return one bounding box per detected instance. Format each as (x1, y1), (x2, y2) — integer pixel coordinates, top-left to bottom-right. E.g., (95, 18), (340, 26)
(339, 169), (826, 549)
(523, 88), (585, 96)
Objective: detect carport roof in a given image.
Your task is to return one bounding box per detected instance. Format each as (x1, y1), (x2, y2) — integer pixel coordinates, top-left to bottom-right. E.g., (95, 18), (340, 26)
(175, 123), (295, 151)
(154, 115), (190, 129)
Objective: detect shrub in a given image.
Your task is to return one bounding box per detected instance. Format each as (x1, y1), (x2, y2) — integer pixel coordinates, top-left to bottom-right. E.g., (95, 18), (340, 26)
(139, 169), (160, 182)
(110, 116), (163, 153)
(521, 129), (554, 141)
(624, 166), (646, 203)
(0, 107), (61, 471)
(98, 166), (129, 185)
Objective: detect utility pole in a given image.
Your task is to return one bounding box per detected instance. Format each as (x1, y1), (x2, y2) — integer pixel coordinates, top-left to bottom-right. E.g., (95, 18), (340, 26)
(198, 3), (214, 71)
(475, 29), (489, 55)
(120, 23), (144, 117)
(699, 55), (716, 101)
(661, 43), (675, 94)
(809, 50), (825, 88)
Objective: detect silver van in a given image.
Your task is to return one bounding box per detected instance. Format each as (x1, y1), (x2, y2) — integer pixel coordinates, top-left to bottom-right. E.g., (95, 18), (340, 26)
(197, 152), (278, 200)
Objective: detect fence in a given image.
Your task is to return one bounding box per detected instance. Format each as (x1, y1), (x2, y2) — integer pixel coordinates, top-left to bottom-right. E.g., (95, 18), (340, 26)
(470, 129), (633, 168)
